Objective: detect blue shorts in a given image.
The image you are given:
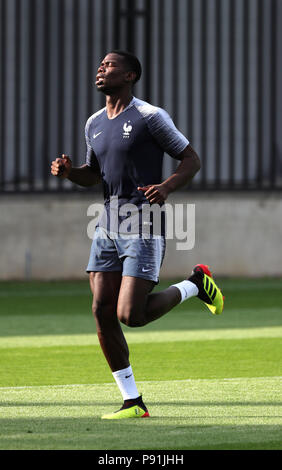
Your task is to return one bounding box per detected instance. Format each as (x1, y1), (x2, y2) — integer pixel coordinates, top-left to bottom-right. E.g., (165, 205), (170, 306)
(86, 226), (166, 283)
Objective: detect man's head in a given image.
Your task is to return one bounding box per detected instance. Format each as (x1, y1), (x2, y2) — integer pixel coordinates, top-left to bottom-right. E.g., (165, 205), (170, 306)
(96, 51), (142, 95)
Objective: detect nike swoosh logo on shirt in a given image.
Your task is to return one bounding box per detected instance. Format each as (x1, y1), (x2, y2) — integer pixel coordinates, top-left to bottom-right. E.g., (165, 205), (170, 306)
(93, 131), (102, 139)
(142, 268), (151, 272)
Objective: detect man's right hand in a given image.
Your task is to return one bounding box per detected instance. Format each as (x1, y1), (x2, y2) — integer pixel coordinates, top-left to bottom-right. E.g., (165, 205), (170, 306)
(51, 154), (72, 179)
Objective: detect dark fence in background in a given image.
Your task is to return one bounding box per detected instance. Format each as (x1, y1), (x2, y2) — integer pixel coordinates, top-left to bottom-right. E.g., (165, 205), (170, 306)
(0, 0), (281, 193)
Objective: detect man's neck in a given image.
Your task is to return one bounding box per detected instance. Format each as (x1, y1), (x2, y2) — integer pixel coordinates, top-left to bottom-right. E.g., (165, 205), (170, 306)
(105, 91), (133, 119)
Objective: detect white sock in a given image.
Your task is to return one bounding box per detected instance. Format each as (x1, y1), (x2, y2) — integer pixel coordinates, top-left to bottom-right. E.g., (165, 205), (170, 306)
(171, 280), (199, 303)
(112, 365), (139, 401)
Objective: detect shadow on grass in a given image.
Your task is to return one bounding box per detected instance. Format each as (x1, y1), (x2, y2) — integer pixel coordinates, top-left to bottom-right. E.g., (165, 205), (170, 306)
(1, 278), (282, 337)
(0, 416), (281, 450)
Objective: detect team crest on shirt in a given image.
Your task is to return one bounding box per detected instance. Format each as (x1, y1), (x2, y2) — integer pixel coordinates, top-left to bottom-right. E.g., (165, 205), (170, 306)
(123, 121), (133, 138)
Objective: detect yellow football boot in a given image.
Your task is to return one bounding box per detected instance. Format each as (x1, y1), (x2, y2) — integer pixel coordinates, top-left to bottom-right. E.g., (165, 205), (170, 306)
(189, 264), (224, 315)
(102, 396), (150, 420)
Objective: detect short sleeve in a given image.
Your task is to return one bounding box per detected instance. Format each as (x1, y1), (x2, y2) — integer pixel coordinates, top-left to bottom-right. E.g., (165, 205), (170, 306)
(85, 118), (98, 168)
(146, 108), (189, 159)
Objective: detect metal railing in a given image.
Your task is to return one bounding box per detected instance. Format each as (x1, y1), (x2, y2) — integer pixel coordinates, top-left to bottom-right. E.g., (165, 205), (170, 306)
(0, 0), (281, 193)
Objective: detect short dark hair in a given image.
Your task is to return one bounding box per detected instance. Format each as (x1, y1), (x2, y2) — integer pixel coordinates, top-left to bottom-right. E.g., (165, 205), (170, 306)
(109, 50), (142, 84)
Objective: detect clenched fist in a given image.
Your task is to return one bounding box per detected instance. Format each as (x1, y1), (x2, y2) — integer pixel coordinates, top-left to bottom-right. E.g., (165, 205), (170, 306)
(50, 154), (72, 179)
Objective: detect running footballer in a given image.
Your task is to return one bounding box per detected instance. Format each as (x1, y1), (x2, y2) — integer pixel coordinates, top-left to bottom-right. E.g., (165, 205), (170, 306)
(51, 51), (224, 419)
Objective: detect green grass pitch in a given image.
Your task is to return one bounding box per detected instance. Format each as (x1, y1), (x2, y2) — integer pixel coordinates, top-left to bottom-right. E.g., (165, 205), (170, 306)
(0, 278), (281, 450)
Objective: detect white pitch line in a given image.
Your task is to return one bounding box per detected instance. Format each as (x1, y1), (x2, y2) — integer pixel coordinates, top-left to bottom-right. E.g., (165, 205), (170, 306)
(0, 376), (281, 391)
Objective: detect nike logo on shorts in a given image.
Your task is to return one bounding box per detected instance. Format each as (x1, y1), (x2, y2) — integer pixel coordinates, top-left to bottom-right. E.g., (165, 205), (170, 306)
(142, 267), (151, 272)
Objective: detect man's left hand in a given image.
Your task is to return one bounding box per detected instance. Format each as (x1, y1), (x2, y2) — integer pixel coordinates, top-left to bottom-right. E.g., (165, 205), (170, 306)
(137, 183), (169, 204)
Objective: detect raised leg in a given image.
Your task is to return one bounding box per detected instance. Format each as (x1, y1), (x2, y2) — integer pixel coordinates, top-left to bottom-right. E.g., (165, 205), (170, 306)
(117, 275), (182, 327)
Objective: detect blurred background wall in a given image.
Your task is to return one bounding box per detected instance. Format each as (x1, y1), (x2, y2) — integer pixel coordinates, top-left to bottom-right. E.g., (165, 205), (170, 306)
(0, 0), (282, 279)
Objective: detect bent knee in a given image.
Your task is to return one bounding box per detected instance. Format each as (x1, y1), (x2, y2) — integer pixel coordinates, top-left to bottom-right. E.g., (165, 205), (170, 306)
(117, 306), (145, 328)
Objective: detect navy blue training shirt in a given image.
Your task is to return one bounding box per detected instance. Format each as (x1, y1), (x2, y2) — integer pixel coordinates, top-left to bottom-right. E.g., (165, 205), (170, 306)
(85, 97), (189, 236)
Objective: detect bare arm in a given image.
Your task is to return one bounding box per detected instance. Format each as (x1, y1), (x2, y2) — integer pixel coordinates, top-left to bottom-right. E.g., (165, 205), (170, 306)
(138, 144), (201, 204)
(68, 164), (101, 187)
(162, 144), (201, 193)
(50, 155), (101, 187)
